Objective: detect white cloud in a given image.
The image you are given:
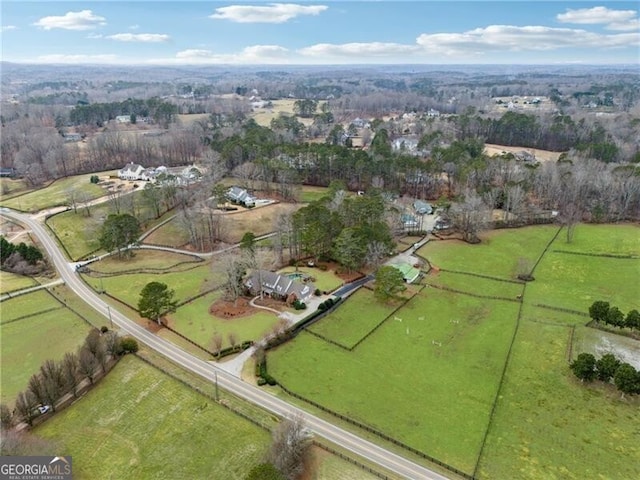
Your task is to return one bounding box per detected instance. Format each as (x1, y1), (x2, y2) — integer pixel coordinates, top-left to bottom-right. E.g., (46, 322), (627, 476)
(557, 6), (639, 31)
(416, 25), (640, 55)
(210, 3), (327, 23)
(1, 25), (18, 33)
(37, 54), (118, 64)
(299, 42), (419, 57)
(33, 10), (106, 31)
(105, 33), (170, 43)
(162, 45), (291, 64)
(129, 24), (140, 30)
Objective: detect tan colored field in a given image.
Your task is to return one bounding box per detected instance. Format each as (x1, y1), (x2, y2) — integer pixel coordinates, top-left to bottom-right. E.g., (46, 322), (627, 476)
(484, 143), (563, 162)
(220, 202), (302, 243)
(176, 113), (209, 126)
(251, 99), (325, 127)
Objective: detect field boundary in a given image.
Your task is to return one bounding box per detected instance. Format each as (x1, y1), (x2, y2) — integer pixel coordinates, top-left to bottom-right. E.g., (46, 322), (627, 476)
(425, 282), (521, 303)
(438, 268), (524, 284)
(0, 306), (64, 326)
(552, 249), (638, 259)
(534, 303), (589, 317)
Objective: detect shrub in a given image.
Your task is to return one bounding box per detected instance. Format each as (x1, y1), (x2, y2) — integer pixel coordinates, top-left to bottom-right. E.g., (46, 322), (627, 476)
(90, 175), (100, 184)
(100, 326), (109, 333)
(120, 337), (139, 354)
(314, 288), (322, 296)
(257, 378), (267, 386)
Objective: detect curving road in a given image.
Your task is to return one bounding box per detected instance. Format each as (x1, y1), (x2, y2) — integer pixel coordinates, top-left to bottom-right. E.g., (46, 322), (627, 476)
(1, 208), (450, 480)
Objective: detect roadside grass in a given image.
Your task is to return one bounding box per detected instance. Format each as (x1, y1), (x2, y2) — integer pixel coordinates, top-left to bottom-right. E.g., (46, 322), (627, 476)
(279, 266), (343, 293)
(270, 291), (519, 474)
(142, 216), (191, 247)
(168, 291), (281, 349)
(88, 249), (203, 273)
(551, 223), (639, 256)
(478, 321), (640, 480)
(311, 447), (389, 480)
(0, 295), (91, 404)
(308, 289), (397, 347)
(420, 225), (559, 279)
(0, 271), (37, 294)
(0, 178), (28, 198)
(0, 173), (108, 212)
(426, 270), (523, 299)
(82, 263), (217, 307)
(525, 252), (640, 313)
(0, 289), (59, 323)
(45, 209), (104, 260)
(36, 355), (270, 480)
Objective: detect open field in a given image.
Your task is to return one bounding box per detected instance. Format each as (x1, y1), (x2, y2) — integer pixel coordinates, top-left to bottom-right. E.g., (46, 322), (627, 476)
(419, 225), (559, 279)
(0, 291), (91, 404)
(89, 249), (203, 273)
(169, 291), (282, 349)
(0, 270), (38, 293)
(270, 223), (639, 478)
(271, 290), (519, 473)
(0, 173), (111, 212)
(478, 321), (639, 479)
(300, 185), (330, 203)
(308, 289), (397, 347)
(142, 216), (191, 247)
(0, 178), (28, 198)
(36, 355), (270, 480)
(484, 143), (563, 162)
(250, 99), (299, 127)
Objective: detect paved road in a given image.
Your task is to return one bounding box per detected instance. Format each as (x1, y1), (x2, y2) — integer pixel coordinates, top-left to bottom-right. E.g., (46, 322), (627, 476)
(1, 208), (450, 480)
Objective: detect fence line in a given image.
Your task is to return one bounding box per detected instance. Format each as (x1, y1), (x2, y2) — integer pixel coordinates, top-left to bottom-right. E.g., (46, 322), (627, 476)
(0, 306), (64, 326)
(534, 303), (589, 317)
(438, 268), (524, 285)
(425, 283), (521, 303)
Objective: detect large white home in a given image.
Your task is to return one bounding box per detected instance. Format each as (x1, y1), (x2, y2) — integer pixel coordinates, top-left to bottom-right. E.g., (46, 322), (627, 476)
(118, 163), (145, 181)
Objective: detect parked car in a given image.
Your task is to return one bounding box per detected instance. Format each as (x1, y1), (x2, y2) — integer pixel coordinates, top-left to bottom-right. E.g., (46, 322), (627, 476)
(37, 405), (51, 414)
(434, 220), (451, 231)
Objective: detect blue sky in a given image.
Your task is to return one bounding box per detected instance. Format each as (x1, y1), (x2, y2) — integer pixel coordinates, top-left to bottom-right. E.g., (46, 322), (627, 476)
(1, 1), (638, 64)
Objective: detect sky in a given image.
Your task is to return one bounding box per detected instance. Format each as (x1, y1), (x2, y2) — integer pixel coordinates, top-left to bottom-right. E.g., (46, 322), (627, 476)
(1, 1), (639, 65)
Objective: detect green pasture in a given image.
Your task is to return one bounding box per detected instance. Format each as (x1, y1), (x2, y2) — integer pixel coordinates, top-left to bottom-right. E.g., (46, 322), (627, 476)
(552, 223), (640, 256)
(36, 356), (270, 480)
(308, 289), (397, 347)
(420, 225), (559, 279)
(426, 271), (524, 299)
(0, 271), (37, 294)
(0, 173), (108, 212)
(300, 185), (330, 203)
(0, 178), (28, 198)
(0, 294), (91, 404)
(89, 249), (203, 274)
(45, 209), (104, 260)
(271, 291), (519, 474)
(82, 263), (219, 307)
(0, 289), (60, 323)
(168, 291), (282, 350)
(520, 303), (587, 326)
(478, 321), (639, 480)
(279, 266), (344, 293)
(526, 252), (640, 313)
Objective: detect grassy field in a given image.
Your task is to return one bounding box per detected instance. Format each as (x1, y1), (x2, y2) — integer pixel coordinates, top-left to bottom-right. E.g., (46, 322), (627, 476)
(0, 173), (109, 212)
(270, 223), (639, 478)
(308, 289), (397, 347)
(0, 178), (28, 198)
(478, 321), (639, 479)
(142, 216), (191, 247)
(271, 290), (519, 473)
(169, 291), (282, 350)
(36, 355), (270, 480)
(89, 249), (203, 273)
(0, 291), (91, 404)
(0, 271), (37, 294)
(299, 185), (330, 203)
(420, 225), (559, 279)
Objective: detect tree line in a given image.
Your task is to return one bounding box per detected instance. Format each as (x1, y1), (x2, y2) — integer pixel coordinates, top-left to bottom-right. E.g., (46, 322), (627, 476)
(69, 98), (178, 127)
(0, 236), (46, 276)
(570, 352), (640, 397)
(589, 301), (640, 332)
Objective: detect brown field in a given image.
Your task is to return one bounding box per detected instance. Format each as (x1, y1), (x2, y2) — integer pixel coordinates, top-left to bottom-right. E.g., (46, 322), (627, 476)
(251, 99), (325, 127)
(484, 143), (563, 162)
(219, 202), (302, 243)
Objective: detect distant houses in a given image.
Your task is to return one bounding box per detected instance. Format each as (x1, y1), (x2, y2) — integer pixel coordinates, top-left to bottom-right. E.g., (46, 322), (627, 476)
(117, 163), (201, 184)
(118, 163), (145, 181)
(115, 115), (132, 124)
(413, 200), (433, 215)
(245, 270), (316, 303)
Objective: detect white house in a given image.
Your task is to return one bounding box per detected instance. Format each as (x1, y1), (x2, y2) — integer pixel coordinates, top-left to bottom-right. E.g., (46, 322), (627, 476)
(116, 115), (132, 124)
(427, 108), (440, 117)
(118, 163), (145, 181)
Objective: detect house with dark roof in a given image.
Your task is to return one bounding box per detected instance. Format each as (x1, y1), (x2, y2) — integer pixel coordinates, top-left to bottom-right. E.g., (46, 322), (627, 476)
(227, 186), (256, 207)
(245, 270), (315, 302)
(0, 168), (17, 178)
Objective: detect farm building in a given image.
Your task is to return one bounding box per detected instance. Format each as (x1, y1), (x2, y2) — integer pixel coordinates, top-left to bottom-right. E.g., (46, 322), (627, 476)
(245, 271), (316, 302)
(391, 263), (421, 284)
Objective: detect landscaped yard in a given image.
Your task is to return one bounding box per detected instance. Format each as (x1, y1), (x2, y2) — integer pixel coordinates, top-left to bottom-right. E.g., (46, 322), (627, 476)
(0, 292), (91, 404)
(36, 355), (270, 479)
(279, 266), (344, 293)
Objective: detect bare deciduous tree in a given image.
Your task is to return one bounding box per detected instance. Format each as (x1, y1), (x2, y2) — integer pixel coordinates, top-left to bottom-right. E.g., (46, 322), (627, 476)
(449, 189), (491, 243)
(211, 332), (223, 358)
(267, 414), (312, 480)
(78, 348), (99, 384)
(61, 352), (80, 398)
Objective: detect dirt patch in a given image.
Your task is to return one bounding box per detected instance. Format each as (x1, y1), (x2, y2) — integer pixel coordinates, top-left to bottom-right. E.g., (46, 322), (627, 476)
(316, 261), (364, 283)
(209, 296), (261, 319)
(484, 143), (563, 162)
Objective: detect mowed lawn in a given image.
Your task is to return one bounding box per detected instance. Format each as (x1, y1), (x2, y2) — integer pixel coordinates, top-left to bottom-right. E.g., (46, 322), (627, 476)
(271, 290), (519, 474)
(426, 270), (524, 299)
(0, 292), (91, 404)
(0, 173), (109, 212)
(89, 249), (204, 274)
(308, 289), (397, 347)
(551, 223), (639, 256)
(169, 291), (282, 349)
(420, 225), (559, 279)
(46, 209), (104, 260)
(36, 356), (270, 480)
(478, 321), (640, 480)
(279, 266), (344, 293)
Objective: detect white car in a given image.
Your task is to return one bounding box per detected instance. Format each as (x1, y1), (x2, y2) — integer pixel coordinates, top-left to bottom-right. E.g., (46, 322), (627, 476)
(37, 405), (51, 414)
